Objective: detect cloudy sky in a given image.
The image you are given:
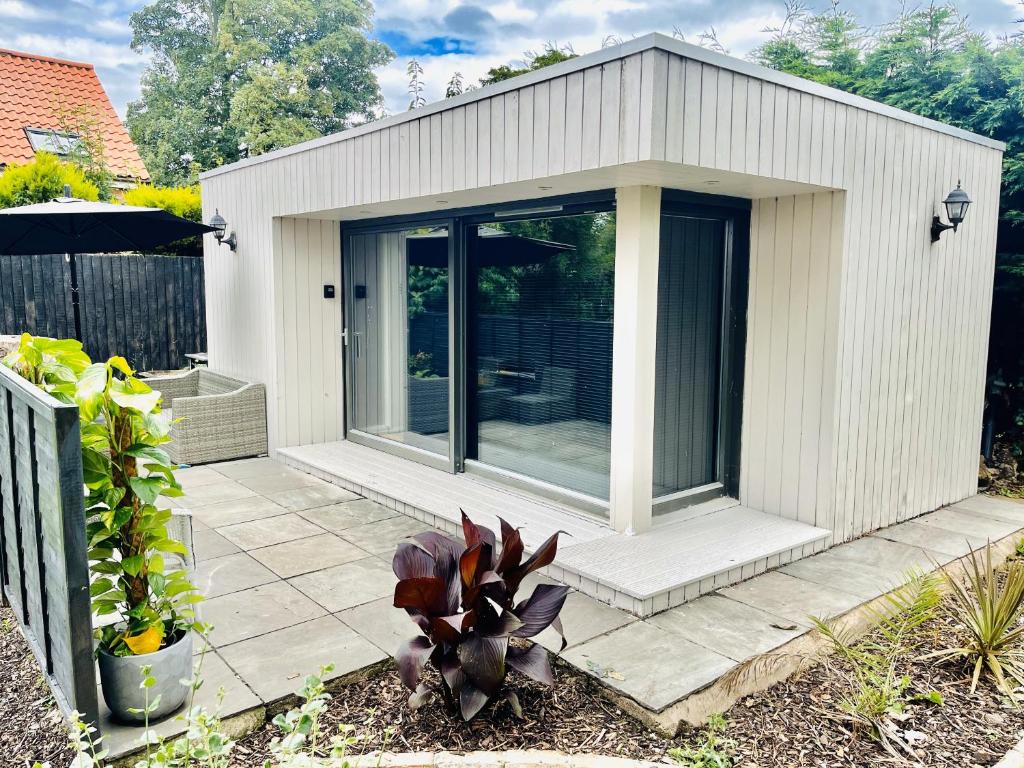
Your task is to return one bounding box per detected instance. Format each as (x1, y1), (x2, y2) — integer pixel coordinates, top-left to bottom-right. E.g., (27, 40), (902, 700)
(1, 0), (1021, 119)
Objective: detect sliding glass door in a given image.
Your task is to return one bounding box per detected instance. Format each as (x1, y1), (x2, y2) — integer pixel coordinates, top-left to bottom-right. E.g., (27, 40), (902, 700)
(345, 226), (451, 462)
(342, 191), (744, 518)
(466, 212), (616, 500)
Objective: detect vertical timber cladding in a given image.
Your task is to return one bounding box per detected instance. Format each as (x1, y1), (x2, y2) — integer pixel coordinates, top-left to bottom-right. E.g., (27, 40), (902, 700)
(0, 365), (98, 727)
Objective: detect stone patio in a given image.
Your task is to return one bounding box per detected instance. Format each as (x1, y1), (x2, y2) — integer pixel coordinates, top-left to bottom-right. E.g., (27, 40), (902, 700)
(98, 455), (1024, 758)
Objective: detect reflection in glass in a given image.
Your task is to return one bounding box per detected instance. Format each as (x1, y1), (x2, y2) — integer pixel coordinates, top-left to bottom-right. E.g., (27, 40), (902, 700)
(468, 213), (616, 501)
(653, 215), (724, 500)
(347, 227), (450, 457)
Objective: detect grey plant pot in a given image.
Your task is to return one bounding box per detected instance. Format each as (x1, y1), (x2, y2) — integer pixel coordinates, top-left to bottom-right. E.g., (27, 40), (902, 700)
(97, 631), (193, 724)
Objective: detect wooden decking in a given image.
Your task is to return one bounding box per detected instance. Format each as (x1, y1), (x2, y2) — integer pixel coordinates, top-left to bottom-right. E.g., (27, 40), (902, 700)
(278, 440), (832, 616)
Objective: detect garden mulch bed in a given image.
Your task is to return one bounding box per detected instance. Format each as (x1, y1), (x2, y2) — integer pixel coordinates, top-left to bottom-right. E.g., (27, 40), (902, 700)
(1, 605), (74, 768)
(5, 597), (1024, 767)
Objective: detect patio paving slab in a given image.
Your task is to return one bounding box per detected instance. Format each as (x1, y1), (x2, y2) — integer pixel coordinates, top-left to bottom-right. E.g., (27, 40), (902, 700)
(237, 468), (325, 495)
(521, 574), (635, 652)
(189, 496), (290, 529)
(717, 571), (866, 628)
(218, 615), (386, 702)
(210, 456), (285, 480)
(194, 552), (278, 598)
(951, 495), (1024, 525)
(202, 581), (326, 647)
(216, 513), (324, 550)
(193, 529), (242, 561)
(289, 556), (397, 612)
(912, 506), (1021, 541)
(297, 498), (400, 532)
(179, 479), (259, 507)
(98, 650), (260, 758)
(870, 519), (982, 557)
(561, 621), (735, 711)
(339, 515), (439, 555)
(176, 465), (229, 490)
(646, 594), (804, 662)
(337, 596), (420, 658)
(267, 483), (360, 511)
(249, 533), (370, 578)
(779, 538), (940, 600)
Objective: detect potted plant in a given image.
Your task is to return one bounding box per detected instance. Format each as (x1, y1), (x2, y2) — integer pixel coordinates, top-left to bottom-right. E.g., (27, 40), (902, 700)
(4, 337), (203, 722)
(78, 355), (203, 722)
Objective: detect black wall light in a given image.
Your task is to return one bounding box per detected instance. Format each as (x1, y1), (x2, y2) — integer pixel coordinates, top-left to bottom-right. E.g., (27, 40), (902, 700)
(209, 209), (238, 251)
(931, 182), (972, 243)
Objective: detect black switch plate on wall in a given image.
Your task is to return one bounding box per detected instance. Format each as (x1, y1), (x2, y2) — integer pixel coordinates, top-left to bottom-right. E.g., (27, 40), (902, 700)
(323, 284), (335, 299)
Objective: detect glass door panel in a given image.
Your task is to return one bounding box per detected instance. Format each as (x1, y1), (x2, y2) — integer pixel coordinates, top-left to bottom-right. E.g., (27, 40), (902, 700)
(346, 227), (450, 459)
(652, 215), (725, 500)
(467, 213), (615, 501)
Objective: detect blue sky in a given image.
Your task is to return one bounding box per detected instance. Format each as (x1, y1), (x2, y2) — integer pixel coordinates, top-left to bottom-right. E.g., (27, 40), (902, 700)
(0, 0), (1021, 119)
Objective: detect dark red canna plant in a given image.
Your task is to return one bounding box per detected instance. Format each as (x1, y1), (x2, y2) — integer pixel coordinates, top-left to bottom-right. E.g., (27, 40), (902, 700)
(392, 511), (569, 721)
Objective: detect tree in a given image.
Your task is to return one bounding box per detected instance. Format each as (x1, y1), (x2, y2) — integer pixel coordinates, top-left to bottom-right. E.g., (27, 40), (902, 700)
(126, 0), (393, 185)
(479, 44), (577, 86)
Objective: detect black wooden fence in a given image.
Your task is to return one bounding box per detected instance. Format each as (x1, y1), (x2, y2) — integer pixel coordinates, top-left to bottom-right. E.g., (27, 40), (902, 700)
(0, 253), (206, 371)
(0, 364), (97, 727)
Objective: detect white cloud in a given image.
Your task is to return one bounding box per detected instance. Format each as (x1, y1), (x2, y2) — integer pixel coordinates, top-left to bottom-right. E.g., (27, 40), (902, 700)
(0, 0), (51, 20)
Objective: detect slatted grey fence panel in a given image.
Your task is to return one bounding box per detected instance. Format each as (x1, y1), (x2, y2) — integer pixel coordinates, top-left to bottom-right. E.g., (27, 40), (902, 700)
(0, 253), (206, 371)
(0, 364), (97, 727)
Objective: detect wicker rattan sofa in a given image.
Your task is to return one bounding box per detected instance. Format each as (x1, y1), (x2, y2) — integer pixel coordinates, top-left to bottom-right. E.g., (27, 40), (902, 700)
(147, 369), (268, 465)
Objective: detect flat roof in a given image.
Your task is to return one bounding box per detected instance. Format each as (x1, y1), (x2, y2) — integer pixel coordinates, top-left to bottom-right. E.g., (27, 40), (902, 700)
(201, 32), (1004, 181)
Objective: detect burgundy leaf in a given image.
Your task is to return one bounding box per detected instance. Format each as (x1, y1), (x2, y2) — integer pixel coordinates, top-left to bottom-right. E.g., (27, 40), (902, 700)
(460, 543), (490, 587)
(394, 577), (447, 614)
(414, 530), (466, 562)
(507, 643), (554, 686)
(459, 679), (490, 721)
(393, 541), (436, 580)
(461, 510), (496, 553)
(397, 635), (434, 690)
(506, 530), (564, 594)
(496, 519), (524, 575)
(408, 682), (434, 710)
(431, 611), (473, 644)
(549, 614), (568, 652)
(512, 583), (569, 638)
(457, 633), (508, 696)
(440, 648), (466, 695)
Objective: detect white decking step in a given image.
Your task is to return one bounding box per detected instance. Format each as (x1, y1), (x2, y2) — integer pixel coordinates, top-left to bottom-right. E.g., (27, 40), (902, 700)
(278, 440), (832, 616)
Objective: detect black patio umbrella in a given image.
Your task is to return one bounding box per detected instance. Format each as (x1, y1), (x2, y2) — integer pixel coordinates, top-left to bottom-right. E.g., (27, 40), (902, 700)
(0, 187), (217, 341)
(406, 225), (575, 269)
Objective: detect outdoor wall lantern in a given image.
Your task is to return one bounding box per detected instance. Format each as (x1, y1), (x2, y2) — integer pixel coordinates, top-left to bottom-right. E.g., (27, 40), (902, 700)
(209, 209), (237, 251)
(931, 181), (972, 243)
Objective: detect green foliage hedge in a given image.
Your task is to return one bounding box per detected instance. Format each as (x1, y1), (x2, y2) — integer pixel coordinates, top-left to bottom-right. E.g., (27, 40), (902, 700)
(0, 152), (100, 207)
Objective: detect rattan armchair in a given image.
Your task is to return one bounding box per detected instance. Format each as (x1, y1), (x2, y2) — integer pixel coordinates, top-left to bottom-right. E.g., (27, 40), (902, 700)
(147, 369), (268, 465)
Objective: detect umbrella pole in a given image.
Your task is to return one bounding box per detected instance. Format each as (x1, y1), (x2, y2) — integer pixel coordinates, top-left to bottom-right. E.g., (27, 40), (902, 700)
(67, 252), (82, 341)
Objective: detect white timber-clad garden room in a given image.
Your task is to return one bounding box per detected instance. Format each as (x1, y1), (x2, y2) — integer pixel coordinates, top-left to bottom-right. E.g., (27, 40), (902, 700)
(199, 33), (1004, 617)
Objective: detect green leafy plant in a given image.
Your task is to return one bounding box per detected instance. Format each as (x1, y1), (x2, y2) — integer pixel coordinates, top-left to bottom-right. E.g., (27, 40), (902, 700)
(3, 334), (202, 656)
(924, 543), (1024, 698)
(393, 511), (569, 721)
(408, 351), (438, 379)
(669, 713), (735, 768)
(813, 570), (943, 758)
(79, 355), (202, 655)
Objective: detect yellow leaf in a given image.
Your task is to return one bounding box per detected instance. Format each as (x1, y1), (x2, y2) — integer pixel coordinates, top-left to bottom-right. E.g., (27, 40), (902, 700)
(125, 625), (164, 655)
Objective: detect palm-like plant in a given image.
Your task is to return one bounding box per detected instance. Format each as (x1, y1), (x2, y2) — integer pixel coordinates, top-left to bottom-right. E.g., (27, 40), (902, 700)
(393, 511), (569, 721)
(925, 543), (1024, 697)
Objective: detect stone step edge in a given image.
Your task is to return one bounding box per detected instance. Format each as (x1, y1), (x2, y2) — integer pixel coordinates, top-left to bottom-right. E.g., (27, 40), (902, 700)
(588, 528), (1024, 738)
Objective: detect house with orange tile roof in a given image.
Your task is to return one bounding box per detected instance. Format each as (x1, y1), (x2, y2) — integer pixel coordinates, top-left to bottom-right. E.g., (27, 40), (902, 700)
(0, 48), (149, 185)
